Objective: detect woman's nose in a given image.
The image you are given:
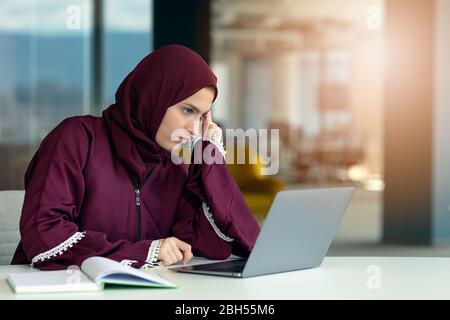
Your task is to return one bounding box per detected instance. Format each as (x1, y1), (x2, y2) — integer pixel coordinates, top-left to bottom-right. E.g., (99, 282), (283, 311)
(185, 120), (196, 136)
(186, 118), (201, 135)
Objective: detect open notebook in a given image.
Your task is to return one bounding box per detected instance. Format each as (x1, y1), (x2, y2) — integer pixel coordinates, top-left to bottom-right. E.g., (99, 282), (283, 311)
(7, 256), (177, 294)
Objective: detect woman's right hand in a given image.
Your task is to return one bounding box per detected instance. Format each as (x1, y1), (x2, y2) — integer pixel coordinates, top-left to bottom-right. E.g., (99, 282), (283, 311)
(157, 237), (193, 266)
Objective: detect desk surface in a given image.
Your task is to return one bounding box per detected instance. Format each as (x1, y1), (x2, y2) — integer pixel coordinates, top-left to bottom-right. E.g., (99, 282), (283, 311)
(1, 256), (450, 300)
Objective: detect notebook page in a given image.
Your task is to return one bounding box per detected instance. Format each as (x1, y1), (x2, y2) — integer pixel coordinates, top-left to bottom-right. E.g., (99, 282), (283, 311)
(7, 270), (100, 293)
(81, 256), (177, 288)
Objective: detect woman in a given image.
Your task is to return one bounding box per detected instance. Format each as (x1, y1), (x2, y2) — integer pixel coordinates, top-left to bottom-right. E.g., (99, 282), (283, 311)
(11, 44), (260, 271)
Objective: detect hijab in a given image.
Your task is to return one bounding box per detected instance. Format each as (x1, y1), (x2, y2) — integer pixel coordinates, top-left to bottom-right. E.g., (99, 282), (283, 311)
(102, 44), (218, 186)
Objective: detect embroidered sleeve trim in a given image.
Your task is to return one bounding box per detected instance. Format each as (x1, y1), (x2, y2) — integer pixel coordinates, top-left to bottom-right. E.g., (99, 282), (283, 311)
(140, 262), (164, 269)
(120, 259), (138, 267)
(208, 134), (226, 158)
(30, 231), (87, 266)
(188, 133), (226, 159)
(144, 239), (163, 267)
(202, 202), (234, 242)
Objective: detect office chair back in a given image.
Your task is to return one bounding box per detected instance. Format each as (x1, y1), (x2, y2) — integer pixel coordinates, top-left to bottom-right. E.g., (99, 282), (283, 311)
(0, 190), (24, 265)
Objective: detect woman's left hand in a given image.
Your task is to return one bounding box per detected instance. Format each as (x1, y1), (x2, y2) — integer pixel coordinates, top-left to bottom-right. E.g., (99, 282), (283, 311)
(201, 111), (222, 142)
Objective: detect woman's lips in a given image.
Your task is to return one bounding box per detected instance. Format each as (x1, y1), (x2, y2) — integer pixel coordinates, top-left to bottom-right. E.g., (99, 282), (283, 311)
(177, 137), (188, 144)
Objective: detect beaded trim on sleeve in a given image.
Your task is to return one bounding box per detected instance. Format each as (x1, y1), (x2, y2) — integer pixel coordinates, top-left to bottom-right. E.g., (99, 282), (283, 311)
(30, 231), (87, 266)
(209, 134), (226, 158)
(202, 202), (234, 242)
(187, 133), (226, 158)
(120, 259), (138, 267)
(143, 239), (163, 268)
(140, 262), (164, 269)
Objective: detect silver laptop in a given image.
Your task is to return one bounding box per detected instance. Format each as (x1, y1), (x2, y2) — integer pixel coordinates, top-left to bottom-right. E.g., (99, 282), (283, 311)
(171, 186), (355, 278)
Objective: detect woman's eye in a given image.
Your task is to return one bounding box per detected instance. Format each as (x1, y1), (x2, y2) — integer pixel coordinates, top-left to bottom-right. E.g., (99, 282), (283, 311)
(183, 107), (194, 115)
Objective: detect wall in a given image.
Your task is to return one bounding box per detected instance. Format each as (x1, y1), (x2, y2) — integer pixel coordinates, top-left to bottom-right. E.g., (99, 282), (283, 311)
(432, 0), (450, 243)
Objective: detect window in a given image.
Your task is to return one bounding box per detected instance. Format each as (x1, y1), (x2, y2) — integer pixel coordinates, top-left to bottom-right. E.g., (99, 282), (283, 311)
(102, 0), (152, 108)
(0, 0), (152, 190)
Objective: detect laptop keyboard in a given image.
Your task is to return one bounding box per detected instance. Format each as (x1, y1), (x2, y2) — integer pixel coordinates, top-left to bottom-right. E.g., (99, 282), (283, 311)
(189, 259), (247, 273)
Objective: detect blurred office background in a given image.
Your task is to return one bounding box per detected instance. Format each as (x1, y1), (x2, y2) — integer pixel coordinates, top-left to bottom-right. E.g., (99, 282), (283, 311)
(0, 0), (449, 257)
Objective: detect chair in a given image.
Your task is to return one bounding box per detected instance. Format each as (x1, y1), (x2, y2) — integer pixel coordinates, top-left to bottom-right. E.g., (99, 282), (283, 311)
(0, 190), (24, 265)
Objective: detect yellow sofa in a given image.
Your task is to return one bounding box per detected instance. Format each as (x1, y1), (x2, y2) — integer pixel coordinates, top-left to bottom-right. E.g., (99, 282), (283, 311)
(226, 143), (285, 223)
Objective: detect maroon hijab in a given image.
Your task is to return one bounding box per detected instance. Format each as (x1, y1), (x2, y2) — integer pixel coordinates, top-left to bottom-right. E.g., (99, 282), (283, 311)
(102, 44), (218, 186)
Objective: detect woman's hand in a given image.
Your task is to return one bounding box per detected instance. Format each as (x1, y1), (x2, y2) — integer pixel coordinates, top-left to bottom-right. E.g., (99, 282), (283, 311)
(157, 237), (193, 266)
(201, 111), (222, 142)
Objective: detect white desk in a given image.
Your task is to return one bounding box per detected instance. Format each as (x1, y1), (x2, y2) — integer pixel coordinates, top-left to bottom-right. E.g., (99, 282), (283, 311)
(1, 256), (450, 300)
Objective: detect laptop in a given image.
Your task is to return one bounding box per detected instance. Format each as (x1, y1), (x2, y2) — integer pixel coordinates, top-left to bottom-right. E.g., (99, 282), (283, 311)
(170, 186), (355, 278)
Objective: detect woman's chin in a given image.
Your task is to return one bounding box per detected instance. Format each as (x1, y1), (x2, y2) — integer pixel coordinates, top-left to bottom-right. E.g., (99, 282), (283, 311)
(166, 140), (182, 152)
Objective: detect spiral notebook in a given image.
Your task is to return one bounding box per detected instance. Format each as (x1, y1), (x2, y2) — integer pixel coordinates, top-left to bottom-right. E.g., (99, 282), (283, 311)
(7, 256), (177, 294)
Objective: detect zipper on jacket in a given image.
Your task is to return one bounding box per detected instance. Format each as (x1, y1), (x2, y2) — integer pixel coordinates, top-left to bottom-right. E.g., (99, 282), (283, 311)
(135, 187), (141, 241)
(127, 170), (153, 243)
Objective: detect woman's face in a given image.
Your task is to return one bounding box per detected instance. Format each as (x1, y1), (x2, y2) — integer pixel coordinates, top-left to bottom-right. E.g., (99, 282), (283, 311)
(155, 87), (215, 152)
